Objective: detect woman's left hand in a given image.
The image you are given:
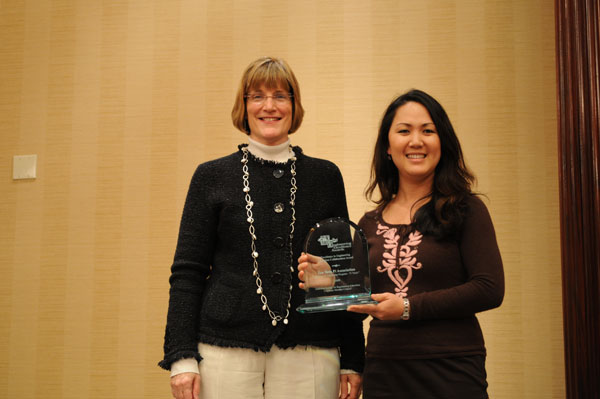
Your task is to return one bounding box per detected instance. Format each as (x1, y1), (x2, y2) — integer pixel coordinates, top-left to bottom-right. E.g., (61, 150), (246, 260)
(346, 293), (406, 320)
(339, 373), (362, 399)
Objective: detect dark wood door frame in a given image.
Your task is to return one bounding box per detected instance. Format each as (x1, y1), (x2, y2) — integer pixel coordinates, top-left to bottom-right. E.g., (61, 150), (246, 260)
(555, 0), (600, 398)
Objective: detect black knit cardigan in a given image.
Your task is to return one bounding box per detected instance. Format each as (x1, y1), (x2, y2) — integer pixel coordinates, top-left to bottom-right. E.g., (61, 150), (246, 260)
(159, 145), (365, 372)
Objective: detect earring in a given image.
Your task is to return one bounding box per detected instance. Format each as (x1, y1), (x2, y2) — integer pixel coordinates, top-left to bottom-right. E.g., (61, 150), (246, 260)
(386, 154), (392, 161)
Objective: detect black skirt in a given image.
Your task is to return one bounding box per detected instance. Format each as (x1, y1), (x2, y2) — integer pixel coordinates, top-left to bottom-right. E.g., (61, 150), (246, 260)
(363, 355), (488, 399)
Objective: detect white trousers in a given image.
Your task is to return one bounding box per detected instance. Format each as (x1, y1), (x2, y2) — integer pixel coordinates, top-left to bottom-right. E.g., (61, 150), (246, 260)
(198, 343), (340, 399)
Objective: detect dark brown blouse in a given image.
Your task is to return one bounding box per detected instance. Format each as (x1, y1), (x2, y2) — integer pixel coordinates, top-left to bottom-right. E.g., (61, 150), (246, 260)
(359, 195), (504, 359)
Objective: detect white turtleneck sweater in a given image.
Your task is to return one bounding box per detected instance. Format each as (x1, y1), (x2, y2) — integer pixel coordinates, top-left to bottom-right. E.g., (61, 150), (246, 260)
(246, 137), (294, 162)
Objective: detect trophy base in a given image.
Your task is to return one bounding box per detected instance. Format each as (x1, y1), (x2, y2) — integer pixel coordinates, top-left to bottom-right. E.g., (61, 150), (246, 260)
(296, 294), (377, 313)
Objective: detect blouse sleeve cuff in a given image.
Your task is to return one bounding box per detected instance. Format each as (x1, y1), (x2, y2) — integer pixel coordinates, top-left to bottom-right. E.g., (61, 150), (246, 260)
(170, 358), (200, 377)
(340, 369), (360, 375)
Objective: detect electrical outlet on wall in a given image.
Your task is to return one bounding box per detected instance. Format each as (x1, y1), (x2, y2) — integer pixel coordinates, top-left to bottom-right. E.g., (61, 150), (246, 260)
(13, 155), (37, 180)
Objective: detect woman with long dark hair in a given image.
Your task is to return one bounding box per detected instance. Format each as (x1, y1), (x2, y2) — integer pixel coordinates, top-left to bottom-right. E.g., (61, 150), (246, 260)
(347, 89), (505, 399)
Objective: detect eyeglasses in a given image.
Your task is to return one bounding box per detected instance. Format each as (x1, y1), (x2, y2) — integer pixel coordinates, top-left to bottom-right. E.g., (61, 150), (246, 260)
(245, 92), (293, 105)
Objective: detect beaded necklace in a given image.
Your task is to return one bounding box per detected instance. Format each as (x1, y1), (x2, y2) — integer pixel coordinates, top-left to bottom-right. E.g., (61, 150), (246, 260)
(241, 146), (297, 326)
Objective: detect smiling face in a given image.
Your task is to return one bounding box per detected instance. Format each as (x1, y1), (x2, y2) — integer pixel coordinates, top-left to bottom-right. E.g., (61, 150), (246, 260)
(246, 84), (293, 146)
(387, 101), (441, 185)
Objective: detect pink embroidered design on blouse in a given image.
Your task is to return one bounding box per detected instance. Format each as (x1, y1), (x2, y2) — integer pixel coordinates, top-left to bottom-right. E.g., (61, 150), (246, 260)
(376, 224), (423, 297)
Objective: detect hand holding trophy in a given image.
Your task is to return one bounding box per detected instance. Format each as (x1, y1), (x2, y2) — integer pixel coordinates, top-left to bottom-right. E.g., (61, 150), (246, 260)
(296, 217), (376, 313)
(298, 253), (335, 290)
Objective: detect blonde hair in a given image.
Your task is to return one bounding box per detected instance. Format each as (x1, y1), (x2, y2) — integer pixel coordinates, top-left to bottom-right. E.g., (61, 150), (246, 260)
(231, 56), (304, 134)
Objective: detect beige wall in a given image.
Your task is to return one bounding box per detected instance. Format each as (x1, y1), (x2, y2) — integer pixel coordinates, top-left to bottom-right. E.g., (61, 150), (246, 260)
(0, 1), (562, 398)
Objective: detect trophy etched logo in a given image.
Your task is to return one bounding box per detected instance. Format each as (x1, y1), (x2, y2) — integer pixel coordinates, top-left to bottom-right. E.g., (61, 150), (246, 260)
(296, 217), (376, 313)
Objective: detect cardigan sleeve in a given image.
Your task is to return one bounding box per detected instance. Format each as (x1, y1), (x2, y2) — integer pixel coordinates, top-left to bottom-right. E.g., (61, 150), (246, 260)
(158, 165), (218, 370)
(410, 196), (505, 320)
(338, 311), (366, 372)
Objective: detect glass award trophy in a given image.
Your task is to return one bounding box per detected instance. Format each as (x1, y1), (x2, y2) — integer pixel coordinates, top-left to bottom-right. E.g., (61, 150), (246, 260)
(296, 217), (377, 313)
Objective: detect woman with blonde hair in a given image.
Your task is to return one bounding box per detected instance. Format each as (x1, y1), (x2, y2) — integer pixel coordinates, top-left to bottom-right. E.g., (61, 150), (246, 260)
(159, 57), (364, 399)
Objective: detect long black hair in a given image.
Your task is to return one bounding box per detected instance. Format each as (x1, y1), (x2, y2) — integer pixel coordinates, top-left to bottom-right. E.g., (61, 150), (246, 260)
(365, 89), (475, 239)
